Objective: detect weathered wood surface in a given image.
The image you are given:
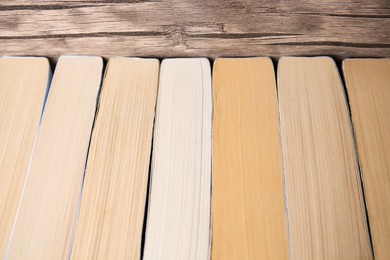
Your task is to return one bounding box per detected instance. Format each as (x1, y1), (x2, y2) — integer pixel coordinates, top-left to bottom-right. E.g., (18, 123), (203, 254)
(0, 0), (389, 60)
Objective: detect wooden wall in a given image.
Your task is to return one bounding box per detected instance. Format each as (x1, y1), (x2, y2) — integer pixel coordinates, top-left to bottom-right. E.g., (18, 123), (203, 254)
(0, 0), (389, 60)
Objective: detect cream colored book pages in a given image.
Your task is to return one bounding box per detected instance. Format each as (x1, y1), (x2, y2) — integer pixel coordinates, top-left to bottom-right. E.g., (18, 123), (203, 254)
(6, 56), (103, 260)
(212, 58), (289, 260)
(343, 59), (390, 260)
(143, 58), (212, 260)
(71, 58), (159, 259)
(278, 57), (372, 259)
(0, 58), (50, 257)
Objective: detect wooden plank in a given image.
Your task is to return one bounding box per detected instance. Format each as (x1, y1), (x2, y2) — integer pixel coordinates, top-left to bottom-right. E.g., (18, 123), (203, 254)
(0, 1), (389, 59)
(343, 59), (390, 260)
(212, 58), (289, 259)
(143, 58), (211, 259)
(0, 57), (50, 257)
(5, 56), (102, 259)
(277, 57), (372, 259)
(71, 58), (159, 259)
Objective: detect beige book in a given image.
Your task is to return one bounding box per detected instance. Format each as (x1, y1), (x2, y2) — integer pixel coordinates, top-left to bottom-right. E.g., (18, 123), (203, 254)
(343, 59), (390, 260)
(71, 58), (159, 259)
(212, 58), (289, 260)
(143, 58), (212, 260)
(278, 57), (372, 259)
(0, 57), (51, 257)
(6, 56), (103, 260)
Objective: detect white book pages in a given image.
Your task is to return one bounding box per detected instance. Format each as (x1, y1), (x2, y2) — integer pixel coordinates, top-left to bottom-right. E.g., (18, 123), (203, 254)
(143, 58), (212, 260)
(71, 57), (159, 259)
(0, 57), (51, 257)
(6, 56), (103, 260)
(278, 57), (372, 259)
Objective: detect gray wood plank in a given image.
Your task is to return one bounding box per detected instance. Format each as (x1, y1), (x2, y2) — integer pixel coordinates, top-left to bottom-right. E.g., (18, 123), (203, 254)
(0, 0), (389, 59)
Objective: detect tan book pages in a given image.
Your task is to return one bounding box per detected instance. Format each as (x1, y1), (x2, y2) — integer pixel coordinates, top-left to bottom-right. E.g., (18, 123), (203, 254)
(343, 59), (390, 260)
(278, 57), (372, 259)
(212, 58), (289, 260)
(0, 57), (51, 257)
(143, 58), (212, 260)
(6, 56), (103, 260)
(71, 58), (159, 259)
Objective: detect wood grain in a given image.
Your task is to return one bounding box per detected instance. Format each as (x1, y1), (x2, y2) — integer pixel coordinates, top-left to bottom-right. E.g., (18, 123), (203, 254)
(6, 56), (102, 260)
(0, 58), (50, 258)
(0, 0), (389, 59)
(278, 57), (372, 259)
(343, 59), (390, 260)
(212, 58), (289, 259)
(71, 58), (159, 260)
(143, 58), (211, 260)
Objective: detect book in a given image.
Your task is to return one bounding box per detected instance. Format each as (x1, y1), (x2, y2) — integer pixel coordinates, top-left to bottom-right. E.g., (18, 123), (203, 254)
(143, 58), (212, 260)
(0, 57), (51, 257)
(343, 58), (390, 260)
(278, 57), (372, 259)
(71, 57), (159, 259)
(5, 56), (103, 259)
(212, 58), (289, 259)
